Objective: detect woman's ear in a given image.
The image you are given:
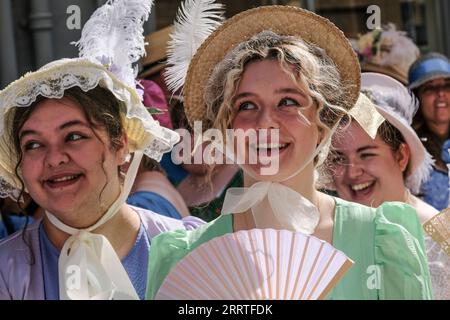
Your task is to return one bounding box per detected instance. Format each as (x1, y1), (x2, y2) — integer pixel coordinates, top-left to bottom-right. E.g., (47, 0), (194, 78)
(396, 143), (411, 173)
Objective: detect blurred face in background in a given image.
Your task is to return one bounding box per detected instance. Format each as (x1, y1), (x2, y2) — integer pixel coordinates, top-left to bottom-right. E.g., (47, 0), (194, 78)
(331, 121), (409, 207)
(416, 78), (450, 131)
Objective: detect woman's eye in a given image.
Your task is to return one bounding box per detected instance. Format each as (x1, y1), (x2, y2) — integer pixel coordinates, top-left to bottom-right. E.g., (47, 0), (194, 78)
(279, 98), (298, 107)
(24, 141), (42, 151)
(238, 102), (257, 111)
(360, 153), (376, 160)
(66, 133), (85, 142)
(332, 155), (347, 165)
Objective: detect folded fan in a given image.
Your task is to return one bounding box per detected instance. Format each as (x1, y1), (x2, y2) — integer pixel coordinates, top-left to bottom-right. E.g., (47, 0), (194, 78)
(156, 228), (353, 300)
(424, 208), (450, 256)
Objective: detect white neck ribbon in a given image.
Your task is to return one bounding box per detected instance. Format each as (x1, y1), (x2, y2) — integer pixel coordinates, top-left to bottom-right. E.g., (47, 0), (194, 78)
(221, 181), (320, 234)
(221, 126), (336, 235)
(45, 151), (143, 300)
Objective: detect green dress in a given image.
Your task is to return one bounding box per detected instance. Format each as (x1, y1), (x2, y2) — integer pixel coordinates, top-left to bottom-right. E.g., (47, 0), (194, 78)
(146, 197), (433, 300)
(189, 171), (244, 222)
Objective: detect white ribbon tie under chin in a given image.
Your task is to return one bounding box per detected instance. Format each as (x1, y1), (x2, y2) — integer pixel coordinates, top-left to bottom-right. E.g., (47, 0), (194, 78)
(220, 125), (338, 235)
(221, 181), (320, 235)
(46, 151), (143, 300)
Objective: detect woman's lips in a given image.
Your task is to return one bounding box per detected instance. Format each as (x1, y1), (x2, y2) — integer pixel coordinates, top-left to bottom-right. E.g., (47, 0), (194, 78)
(45, 174), (83, 189)
(349, 180), (375, 200)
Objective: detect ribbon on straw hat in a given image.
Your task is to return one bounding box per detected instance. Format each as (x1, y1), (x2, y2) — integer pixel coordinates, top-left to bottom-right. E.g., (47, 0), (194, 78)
(349, 92), (386, 139)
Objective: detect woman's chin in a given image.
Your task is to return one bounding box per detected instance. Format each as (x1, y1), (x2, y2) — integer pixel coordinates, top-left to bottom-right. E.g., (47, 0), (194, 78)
(242, 164), (301, 182)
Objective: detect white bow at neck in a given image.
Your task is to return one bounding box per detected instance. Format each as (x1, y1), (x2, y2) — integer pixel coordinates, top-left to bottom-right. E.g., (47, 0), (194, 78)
(221, 181), (320, 234)
(45, 151), (143, 300)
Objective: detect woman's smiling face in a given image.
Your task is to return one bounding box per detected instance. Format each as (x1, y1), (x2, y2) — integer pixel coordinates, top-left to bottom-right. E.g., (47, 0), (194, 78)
(231, 59), (320, 181)
(19, 97), (127, 228)
(331, 121), (409, 207)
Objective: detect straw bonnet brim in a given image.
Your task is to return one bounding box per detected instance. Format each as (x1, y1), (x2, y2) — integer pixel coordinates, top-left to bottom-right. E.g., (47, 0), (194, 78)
(183, 5), (361, 126)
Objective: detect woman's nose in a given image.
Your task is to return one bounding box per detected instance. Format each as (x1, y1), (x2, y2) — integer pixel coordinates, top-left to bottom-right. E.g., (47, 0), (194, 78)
(45, 146), (70, 168)
(346, 161), (364, 179)
(256, 107), (279, 130)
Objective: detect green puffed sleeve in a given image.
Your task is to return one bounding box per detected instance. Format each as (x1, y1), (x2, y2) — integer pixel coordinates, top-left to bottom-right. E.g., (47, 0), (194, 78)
(374, 202), (433, 299)
(145, 215), (234, 299)
(145, 228), (191, 300)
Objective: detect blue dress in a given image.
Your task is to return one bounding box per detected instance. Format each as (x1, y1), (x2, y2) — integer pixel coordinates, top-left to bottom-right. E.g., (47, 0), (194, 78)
(39, 222), (150, 300)
(0, 214), (32, 239)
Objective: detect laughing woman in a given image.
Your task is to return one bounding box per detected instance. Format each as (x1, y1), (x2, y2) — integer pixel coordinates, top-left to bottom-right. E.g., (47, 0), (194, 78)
(0, 0), (203, 300)
(330, 72), (449, 299)
(146, 6), (433, 300)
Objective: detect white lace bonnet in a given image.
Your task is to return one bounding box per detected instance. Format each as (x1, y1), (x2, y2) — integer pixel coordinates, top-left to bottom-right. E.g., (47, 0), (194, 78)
(0, 0), (179, 198)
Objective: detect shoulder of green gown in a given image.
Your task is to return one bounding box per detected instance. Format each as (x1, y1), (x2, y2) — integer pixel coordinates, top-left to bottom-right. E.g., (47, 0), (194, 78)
(331, 197), (433, 299)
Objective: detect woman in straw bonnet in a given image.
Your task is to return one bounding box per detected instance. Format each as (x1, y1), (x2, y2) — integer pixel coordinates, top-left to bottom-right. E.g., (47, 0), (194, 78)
(0, 0), (204, 300)
(146, 5), (433, 299)
(330, 72), (448, 299)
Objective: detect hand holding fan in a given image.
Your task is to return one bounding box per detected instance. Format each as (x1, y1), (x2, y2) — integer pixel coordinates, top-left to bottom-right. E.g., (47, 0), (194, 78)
(156, 228), (353, 300)
(424, 208), (450, 256)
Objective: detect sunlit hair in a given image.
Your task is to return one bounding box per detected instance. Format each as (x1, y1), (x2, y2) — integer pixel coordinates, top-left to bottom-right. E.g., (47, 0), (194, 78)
(204, 31), (350, 174)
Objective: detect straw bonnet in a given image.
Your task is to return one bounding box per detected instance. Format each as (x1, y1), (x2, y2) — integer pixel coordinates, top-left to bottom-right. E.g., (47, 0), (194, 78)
(409, 52), (450, 90)
(360, 72), (433, 194)
(183, 5), (360, 127)
(140, 25), (174, 79)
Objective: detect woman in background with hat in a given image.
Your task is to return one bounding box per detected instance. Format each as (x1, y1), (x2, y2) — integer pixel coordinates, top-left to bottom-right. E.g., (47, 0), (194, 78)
(0, 0), (204, 300)
(409, 53), (450, 210)
(146, 6), (433, 300)
(330, 72), (449, 299)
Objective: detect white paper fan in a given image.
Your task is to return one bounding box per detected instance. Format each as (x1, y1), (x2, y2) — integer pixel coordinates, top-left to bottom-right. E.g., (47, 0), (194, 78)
(156, 229), (353, 300)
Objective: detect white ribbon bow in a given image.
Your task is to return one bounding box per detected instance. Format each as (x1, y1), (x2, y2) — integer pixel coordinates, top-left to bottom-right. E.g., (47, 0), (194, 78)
(46, 151), (143, 300)
(221, 181), (320, 235)
(220, 120), (339, 235)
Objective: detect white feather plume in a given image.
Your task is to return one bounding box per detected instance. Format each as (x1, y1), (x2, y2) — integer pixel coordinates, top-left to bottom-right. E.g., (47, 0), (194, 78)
(165, 0), (225, 95)
(73, 0), (153, 88)
(378, 24), (420, 72)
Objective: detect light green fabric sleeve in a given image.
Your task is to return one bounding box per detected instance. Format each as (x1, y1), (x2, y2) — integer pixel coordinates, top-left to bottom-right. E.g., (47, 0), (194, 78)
(374, 202), (433, 299)
(330, 198), (433, 300)
(145, 215), (233, 299)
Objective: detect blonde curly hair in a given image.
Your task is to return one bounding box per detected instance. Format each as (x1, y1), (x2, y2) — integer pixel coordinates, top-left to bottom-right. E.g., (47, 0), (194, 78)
(203, 31), (351, 169)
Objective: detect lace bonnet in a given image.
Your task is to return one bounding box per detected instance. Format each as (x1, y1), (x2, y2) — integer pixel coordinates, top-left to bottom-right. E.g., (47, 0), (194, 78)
(0, 0), (179, 198)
